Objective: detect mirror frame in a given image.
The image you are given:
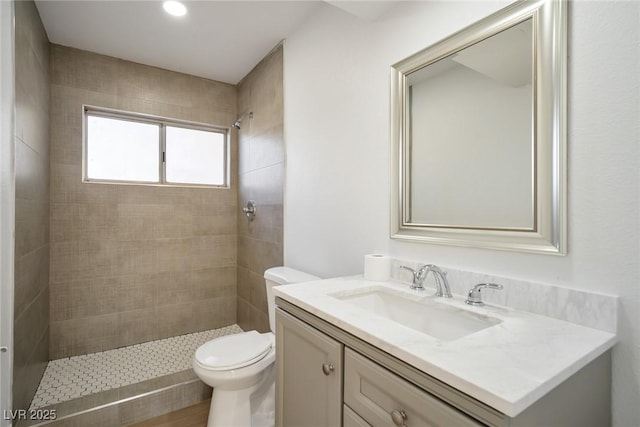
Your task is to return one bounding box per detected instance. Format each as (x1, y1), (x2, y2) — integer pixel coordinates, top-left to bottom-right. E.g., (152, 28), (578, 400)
(390, 0), (566, 255)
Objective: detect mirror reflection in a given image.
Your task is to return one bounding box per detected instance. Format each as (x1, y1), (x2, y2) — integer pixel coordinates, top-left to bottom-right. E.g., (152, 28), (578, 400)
(406, 19), (534, 230)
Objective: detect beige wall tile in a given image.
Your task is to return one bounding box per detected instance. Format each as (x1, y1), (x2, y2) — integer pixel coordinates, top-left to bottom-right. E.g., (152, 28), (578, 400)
(237, 297), (251, 331)
(155, 271), (201, 306)
(115, 203), (194, 241)
(239, 203), (283, 244)
(51, 239), (118, 283)
(14, 0), (49, 67)
(237, 235), (282, 275)
(156, 302), (201, 338)
(193, 296), (236, 331)
(116, 97), (236, 128)
(237, 266), (252, 302)
(12, 335), (47, 418)
(155, 267), (236, 305)
(50, 166), (119, 205)
(115, 274), (157, 312)
(247, 269), (268, 313)
(15, 139), (48, 201)
(249, 124), (285, 170)
(15, 198), (49, 258)
(237, 266), (268, 315)
(245, 50), (283, 137)
(14, 288), (48, 372)
(50, 84), (118, 131)
(117, 58), (236, 113)
(236, 298), (269, 333)
(188, 235), (237, 270)
(193, 266), (237, 300)
(155, 297), (235, 340)
(236, 45), (284, 329)
(15, 24), (49, 118)
(50, 314), (119, 359)
(117, 60), (198, 108)
(15, 80), (49, 155)
(51, 45), (118, 95)
(14, 245), (49, 319)
(118, 387), (181, 425)
(117, 308), (160, 347)
(50, 202), (118, 243)
(245, 164), (284, 205)
(50, 277), (119, 321)
(117, 371), (196, 400)
(50, 123), (82, 166)
(13, 0), (50, 412)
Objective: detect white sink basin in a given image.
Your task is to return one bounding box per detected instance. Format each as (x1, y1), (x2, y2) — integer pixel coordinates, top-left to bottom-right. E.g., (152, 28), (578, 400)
(331, 287), (501, 341)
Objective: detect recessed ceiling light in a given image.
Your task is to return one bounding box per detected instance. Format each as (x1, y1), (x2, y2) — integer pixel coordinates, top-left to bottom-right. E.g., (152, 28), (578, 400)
(163, 1), (187, 17)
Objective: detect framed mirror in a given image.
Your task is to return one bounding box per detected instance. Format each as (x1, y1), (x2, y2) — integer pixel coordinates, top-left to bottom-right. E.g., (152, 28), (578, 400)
(390, 0), (566, 254)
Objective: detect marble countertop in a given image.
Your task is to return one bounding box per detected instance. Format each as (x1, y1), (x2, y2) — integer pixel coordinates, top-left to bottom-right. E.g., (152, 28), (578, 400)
(273, 276), (617, 417)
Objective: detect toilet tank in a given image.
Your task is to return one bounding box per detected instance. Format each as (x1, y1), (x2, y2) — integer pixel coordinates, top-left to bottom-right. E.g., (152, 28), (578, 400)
(264, 267), (320, 332)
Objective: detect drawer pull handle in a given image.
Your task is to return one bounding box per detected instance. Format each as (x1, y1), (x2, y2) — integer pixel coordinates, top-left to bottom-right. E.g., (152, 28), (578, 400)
(391, 409), (407, 426)
(321, 363), (334, 376)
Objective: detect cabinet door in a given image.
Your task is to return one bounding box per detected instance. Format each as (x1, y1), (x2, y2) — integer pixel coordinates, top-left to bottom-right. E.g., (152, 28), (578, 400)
(276, 309), (343, 427)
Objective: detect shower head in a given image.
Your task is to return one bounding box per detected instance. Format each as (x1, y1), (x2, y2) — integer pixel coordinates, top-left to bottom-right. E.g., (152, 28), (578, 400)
(232, 112), (253, 130)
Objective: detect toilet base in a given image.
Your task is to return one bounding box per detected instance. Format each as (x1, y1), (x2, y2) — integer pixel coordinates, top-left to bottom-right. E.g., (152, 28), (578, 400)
(207, 363), (275, 427)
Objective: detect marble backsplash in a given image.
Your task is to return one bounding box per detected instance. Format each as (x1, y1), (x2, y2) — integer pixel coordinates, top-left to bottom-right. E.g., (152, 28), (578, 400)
(389, 259), (618, 334)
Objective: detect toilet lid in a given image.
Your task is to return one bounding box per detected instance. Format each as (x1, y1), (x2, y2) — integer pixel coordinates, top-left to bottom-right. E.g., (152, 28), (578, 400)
(195, 331), (272, 370)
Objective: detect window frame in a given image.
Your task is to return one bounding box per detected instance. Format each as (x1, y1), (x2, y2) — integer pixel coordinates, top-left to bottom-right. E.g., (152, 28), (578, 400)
(82, 105), (230, 189)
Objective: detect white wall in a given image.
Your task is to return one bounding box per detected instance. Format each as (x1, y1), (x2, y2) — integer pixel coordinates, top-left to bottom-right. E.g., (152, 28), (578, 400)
(0, 0), (15, 423)
(284, 1), (639, 425)
(410, 65), (532, 227)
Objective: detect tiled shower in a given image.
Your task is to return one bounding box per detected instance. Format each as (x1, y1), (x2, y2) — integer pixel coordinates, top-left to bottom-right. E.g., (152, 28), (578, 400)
(48, 44), (238, 360)
(12, 0), (285, 423)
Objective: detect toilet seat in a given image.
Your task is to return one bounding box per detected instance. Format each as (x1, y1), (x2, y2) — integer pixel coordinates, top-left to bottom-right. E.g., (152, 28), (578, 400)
(195, 331), (272, 371)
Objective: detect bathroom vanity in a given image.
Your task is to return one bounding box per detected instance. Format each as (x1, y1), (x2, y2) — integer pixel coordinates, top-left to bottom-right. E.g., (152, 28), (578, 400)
(274, 277), (616, 427)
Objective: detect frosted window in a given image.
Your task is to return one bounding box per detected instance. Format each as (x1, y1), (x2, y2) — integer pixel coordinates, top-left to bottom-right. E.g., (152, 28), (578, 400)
(165, 126), (225, 186)
(86, 116), (160, 182)
(83, 107), (228, 188)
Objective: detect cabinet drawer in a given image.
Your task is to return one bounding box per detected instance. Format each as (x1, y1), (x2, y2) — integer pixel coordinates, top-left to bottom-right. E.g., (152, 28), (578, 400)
(344, 405), (372, 427)
(344, 348), (482, 427)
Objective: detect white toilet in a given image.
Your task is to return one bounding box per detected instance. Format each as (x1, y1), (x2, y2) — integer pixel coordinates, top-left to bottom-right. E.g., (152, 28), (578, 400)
(193, 266), (320, 427)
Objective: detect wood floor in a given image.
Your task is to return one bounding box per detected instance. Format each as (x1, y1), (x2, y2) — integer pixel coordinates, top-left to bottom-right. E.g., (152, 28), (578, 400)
(128, 400), (210, 427)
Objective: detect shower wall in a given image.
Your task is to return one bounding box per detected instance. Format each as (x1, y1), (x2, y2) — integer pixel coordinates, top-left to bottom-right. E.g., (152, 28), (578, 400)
(13, 0), (51, 412)
(236, 45), (284, 332)
(49, 45), (238, 359)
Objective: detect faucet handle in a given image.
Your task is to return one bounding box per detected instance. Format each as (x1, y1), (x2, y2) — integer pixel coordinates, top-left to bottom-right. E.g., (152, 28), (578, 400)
(465, 283), (503, 306)
(399, 265), (426, 291)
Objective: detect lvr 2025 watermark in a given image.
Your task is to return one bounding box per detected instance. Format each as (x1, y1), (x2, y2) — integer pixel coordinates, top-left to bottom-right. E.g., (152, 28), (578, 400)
(3, 409), (57, 421)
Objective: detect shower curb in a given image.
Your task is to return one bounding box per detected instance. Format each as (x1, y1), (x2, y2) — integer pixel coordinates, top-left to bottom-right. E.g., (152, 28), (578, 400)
(18, 375), (211, 427)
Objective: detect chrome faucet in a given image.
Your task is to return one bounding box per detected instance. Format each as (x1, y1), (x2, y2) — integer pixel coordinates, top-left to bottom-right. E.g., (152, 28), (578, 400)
(399, 265), (429, 290)
(424, 265), (452, 298)
(465, 283), (503, 306)
(400, 264), (452, 297)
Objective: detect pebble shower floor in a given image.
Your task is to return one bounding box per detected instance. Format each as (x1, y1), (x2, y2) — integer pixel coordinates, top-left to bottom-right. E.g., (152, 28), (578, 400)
(29, 324), (244, 410)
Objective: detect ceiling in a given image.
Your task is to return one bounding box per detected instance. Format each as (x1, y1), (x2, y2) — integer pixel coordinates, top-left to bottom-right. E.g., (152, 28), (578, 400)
(34, 1), (325, 85)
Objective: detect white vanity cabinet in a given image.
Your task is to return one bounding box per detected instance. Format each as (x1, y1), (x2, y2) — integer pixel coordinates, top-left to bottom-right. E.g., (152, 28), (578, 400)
(276, 298), (612, 427)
